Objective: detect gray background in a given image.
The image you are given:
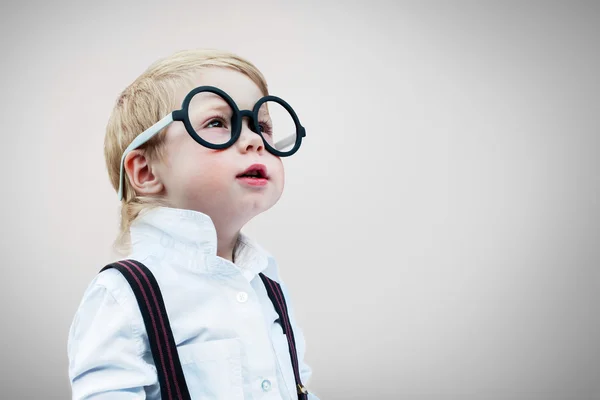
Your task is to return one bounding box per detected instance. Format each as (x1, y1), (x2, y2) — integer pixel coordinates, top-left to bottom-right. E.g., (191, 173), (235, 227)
(1, 1), (599, 399)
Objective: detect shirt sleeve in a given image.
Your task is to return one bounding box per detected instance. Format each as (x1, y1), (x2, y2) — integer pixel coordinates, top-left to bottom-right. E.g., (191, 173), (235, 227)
(67, 274), (157, 399)
(278, 279), (321, 400)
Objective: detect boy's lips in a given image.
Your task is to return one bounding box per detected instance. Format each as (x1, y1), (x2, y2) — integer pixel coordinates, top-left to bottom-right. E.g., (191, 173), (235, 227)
(236, 163), (269, 186)
(236, 164), (268, 179)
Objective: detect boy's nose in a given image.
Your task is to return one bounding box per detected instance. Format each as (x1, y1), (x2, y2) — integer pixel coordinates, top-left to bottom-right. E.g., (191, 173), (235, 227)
(237, 119), (265, 154)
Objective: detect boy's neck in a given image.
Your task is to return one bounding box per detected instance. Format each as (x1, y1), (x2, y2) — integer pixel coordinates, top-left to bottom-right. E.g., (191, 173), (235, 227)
(215, 229), (240, 263)
(210, 211), (253, 264)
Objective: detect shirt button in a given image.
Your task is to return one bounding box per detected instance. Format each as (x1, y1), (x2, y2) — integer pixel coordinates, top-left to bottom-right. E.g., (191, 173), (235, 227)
(261, 379), (272, 392)
(236, 292), (248, 303)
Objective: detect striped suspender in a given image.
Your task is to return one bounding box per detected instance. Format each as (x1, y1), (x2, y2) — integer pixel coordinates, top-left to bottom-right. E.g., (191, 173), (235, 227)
(259, 273), (310, 400)
(101, 260), (191, 400)
(101, 260), (309, 400)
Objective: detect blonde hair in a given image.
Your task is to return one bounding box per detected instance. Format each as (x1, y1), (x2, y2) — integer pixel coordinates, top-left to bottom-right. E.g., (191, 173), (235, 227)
(104, 49), (269, 253)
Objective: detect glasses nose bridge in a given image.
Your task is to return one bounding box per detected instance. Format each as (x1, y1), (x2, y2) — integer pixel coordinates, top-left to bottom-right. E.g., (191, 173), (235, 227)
(238, 109), (257, 132)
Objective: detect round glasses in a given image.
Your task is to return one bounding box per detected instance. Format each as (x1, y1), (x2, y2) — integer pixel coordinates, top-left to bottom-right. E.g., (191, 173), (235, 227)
(118, 86), (306, 200)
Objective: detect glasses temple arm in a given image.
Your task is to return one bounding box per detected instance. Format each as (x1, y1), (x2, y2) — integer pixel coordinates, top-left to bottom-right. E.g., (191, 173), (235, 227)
(274, 134), (296, 151)
(117, 113), (174, 201)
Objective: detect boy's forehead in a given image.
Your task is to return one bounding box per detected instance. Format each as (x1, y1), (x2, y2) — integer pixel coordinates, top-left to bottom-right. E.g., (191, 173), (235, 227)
(176, 68), (264, 109)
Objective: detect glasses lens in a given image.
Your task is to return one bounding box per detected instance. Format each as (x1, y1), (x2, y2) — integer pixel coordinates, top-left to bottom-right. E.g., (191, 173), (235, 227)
(257, 100), (297, 153)
(188, 91), (234, 145)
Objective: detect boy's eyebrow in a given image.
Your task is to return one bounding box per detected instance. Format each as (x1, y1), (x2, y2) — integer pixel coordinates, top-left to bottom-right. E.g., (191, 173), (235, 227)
(187, 92), (270, 116)
(258, 103), (270, 118)
(189, 94), (230, 112)
(204, 92), (227, 101)
(258, 111), (272, 122)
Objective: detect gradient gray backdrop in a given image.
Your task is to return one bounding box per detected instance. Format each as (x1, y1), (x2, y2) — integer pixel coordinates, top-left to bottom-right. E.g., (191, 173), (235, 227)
(1, 1), (599, 399)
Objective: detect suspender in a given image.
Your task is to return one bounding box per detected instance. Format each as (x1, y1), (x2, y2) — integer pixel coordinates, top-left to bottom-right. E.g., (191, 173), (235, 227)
(100, 260), (191, 400)
(258, 274), (309, 400)
(101, 259), (309, 400)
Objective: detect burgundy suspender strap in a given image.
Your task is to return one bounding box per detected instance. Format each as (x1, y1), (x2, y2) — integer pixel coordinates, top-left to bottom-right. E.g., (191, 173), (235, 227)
(259, 273), (310, 400)
(100, 259), (191, 400)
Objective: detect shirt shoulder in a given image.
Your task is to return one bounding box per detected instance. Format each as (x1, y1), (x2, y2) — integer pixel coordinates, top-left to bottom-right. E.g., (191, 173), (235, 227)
(67, 261), (148, 358)
(67, 260), (160, 397)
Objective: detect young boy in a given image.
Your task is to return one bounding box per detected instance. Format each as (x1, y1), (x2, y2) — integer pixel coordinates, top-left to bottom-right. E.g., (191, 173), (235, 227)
(67, 49), (318, 399)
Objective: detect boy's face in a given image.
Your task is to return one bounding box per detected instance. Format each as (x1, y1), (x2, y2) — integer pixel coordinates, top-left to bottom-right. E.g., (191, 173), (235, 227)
(153, 68), (284, 230)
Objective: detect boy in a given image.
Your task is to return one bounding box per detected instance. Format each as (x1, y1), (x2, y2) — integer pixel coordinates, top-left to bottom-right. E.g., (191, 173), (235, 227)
(67, 48), (318, 399)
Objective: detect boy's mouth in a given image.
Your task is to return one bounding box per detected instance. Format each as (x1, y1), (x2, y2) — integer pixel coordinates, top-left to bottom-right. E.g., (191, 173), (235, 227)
(236, 164), (269, 186)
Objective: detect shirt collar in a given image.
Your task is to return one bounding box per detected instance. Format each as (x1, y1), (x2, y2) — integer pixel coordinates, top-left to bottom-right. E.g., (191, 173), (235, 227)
(129, 206), (274, 279)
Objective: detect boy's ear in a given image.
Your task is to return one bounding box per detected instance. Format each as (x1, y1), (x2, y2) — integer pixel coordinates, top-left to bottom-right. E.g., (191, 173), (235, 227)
(123, 149), (164, 197)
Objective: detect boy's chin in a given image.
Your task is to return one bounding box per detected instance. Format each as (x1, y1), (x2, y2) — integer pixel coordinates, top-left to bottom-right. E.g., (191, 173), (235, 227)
(236, 197), (278, 219)
(192, 197), (276, 223)
(180, 190), (281, 227)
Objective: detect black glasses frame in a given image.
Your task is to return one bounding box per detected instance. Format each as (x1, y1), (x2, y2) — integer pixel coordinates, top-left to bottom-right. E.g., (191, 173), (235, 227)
(171, 86), (305, 157)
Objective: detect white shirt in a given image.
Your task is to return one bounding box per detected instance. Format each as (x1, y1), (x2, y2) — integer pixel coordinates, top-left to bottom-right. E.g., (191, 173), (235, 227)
(67, 207), (319, 400)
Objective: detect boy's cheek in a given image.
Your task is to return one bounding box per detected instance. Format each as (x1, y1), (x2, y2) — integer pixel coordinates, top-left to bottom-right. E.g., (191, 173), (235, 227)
(271, 157), (284, 179)
(273, 169), (285, 197)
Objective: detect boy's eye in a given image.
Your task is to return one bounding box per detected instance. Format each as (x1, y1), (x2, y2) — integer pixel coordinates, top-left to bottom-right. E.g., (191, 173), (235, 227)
(259, 121), (273, 135)
(207, 119), (225, 128)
